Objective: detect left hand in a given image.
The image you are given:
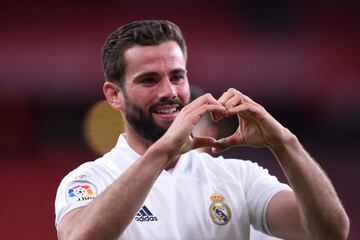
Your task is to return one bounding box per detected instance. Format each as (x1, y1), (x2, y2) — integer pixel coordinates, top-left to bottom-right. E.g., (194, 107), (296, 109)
(211, 88), (291, 152)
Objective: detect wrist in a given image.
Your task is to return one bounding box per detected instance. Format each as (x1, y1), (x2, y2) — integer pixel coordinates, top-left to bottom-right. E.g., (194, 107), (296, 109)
(147, 139), (177, 167)
(267, 128), (299, 152)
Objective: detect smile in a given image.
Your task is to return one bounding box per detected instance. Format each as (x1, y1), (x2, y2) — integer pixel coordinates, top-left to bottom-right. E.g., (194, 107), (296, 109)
(152, 104), (180, 115)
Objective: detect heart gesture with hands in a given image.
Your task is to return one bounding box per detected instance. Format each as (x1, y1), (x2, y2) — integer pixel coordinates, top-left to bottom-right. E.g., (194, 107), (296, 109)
(211, 88), (291, 152)
(160, 88), (292, 160)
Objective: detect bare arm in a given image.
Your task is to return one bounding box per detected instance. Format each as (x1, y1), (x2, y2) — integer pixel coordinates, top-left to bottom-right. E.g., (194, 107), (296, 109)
(266, 134), (349, 240)
(212, 88), (349, 240)
(57, 94), (225, 240)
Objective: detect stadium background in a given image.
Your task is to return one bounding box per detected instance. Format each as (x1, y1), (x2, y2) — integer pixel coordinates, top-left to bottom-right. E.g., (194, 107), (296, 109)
(1, 1), (359, 239)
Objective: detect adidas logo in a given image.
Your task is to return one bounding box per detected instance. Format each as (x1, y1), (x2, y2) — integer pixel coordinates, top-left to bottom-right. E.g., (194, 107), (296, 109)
(135, 205), (158, 222)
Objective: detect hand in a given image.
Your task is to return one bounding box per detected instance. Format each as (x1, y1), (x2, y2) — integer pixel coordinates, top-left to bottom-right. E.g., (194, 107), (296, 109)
(158, 93), (225, 158)
(212, 88), (291, 152)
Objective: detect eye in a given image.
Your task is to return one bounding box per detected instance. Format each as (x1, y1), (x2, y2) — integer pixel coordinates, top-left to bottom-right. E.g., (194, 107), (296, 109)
(141, 77), (158, 86)
(171, 74), (185, 83)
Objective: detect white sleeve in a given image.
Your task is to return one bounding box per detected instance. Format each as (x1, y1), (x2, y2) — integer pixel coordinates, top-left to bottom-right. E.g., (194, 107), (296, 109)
(242, 161), (292, 235)
(54, 162), (109, 229)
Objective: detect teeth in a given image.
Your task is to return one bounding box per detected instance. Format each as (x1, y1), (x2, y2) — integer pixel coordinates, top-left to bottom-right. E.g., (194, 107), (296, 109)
(156, 107), (177, 114)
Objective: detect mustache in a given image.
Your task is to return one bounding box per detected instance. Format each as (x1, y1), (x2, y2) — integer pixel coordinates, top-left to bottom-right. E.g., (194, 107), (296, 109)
(149, 99), (185, 112)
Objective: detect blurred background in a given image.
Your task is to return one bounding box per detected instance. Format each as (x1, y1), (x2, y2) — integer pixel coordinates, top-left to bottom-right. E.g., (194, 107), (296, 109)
(0, 0), (359, 239)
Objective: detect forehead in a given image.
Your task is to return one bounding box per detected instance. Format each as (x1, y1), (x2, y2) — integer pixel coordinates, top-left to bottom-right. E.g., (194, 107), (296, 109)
(123, 41), (186, 78)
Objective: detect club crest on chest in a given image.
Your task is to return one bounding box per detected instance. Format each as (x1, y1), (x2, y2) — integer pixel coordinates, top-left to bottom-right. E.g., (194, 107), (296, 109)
(209, 192), (232, 225)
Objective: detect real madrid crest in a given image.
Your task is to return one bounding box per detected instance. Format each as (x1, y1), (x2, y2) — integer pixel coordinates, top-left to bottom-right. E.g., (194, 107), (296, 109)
(209, 192), (231, 225)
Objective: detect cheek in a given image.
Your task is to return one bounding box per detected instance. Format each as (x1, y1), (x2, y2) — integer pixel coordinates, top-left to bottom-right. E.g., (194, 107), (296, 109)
(182, 91), (191, 104)
(178, 82), (190, 103)
(127, 88), (154, 109)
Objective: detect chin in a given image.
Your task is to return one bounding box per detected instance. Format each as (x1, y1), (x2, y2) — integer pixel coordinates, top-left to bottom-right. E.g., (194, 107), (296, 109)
(158, 123), (172, 130)
(156, 118), (175, 127)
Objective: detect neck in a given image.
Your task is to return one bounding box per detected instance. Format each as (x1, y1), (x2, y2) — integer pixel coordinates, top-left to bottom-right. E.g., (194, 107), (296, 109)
(124, 126), (152, 156)
(124, 127), (180, 170)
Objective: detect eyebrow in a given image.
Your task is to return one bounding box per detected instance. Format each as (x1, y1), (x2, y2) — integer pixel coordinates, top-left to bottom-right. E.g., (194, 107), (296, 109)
(134, 72), (160, 82)
(171, 68), (187, 75)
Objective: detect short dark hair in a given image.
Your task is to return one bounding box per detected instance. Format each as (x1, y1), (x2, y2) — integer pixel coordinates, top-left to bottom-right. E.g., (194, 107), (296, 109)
(102, 20), (187, 88)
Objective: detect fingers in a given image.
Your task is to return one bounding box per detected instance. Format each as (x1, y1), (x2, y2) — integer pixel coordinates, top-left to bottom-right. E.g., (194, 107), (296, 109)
(211, 89), (243, 121)
(211, 89), (266, 152)
(198, 89), (261, 122)
(218, 88), (240, 108)
(192, 104), (225, 121)
(185, 93), (225, 121)
(169, 93), (226, 154)
(211, 103), (265, 153)
(211, 133), (240, 153)
(211, 90), (234, 121)
(170, 89), (264, 156)
(184, 89), (264, 153)
(227, 102), (266, 121)
(181, 135), (219, 154)
(192, 135), (217, 149)
(188, 93), (223, 110)
(218, 88), (260, 109)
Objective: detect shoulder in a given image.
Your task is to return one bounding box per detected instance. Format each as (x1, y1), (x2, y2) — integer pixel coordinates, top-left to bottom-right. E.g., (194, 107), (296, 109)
(60, 159), (108, 183)
(54, 158), (113, 228)
(56, 149), (126, 192)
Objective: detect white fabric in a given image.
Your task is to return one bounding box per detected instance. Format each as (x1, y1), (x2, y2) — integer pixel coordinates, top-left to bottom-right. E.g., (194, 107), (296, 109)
(250, 225), (283, 240)
(55, 134), (291, 240)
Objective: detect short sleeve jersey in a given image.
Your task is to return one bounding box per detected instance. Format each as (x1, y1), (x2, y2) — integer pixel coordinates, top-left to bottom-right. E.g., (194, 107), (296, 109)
(55, 134), (291, 240)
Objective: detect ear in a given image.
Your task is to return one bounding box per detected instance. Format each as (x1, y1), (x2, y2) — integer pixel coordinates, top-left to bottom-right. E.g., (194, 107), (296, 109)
(103, 82), (124, 111)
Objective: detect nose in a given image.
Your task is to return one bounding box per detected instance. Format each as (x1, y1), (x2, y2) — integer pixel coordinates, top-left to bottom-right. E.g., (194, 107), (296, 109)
(157, 78), (176, 100)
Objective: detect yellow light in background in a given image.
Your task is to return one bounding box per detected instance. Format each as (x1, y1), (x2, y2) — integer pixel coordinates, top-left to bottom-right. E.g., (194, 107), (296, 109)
(83, 100), (124, 155)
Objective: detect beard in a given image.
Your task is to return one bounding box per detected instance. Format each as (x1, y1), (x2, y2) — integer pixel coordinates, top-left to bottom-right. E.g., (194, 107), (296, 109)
(123, 94), (186, 143)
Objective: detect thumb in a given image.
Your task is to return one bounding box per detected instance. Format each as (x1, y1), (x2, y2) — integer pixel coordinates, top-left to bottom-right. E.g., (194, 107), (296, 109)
(179, 135), (217, 154)
(212, 134), (239, 153)
(193, 135), (217, 149)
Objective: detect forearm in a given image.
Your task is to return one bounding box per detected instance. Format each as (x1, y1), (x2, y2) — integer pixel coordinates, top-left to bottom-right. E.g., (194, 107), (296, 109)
(270, 132), (349, 239)
(60, 142), (170, 240)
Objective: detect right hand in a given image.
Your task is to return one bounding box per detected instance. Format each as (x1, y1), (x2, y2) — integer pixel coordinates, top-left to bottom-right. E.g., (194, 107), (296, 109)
(158, 93), (225, 158)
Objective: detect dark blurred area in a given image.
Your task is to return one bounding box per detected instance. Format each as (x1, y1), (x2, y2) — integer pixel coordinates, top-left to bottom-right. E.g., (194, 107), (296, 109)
(0, 1), (359, 239)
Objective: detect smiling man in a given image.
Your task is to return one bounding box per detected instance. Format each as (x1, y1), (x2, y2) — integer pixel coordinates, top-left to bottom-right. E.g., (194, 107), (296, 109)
(55, 20), (349, 240)
(118, 40), (189, 145)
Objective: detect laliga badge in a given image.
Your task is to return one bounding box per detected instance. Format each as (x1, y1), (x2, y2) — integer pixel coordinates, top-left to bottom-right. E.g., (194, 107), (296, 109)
(209, 192), (231, 225)
(66, 183), (97, 203)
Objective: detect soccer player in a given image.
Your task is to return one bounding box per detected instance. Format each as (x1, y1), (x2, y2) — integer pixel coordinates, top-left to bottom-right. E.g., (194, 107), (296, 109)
(55, 20), (349, 240)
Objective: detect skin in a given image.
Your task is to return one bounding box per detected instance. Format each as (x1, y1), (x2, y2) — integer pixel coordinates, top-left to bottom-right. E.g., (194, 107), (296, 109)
(57, 41), (349, 240)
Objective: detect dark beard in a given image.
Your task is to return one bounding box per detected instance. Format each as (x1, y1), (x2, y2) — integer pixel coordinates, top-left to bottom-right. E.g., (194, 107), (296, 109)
(123, 95), (185, 143)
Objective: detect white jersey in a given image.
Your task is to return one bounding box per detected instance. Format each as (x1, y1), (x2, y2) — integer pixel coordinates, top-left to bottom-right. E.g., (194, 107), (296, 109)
(55, 134), (291, 240)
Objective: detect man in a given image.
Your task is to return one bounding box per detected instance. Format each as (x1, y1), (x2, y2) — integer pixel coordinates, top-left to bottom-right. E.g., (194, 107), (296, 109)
(55, 20), (349, 240)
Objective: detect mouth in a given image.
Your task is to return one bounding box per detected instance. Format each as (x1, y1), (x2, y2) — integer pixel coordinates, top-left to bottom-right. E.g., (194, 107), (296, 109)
(152, 105), (180, 115)
(152, 104), (181, 120)
(150, 101), (183, 123)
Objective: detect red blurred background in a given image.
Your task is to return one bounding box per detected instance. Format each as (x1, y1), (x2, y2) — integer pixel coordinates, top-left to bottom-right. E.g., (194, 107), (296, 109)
(1, 1), (359, 239)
